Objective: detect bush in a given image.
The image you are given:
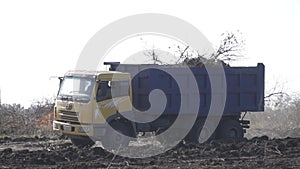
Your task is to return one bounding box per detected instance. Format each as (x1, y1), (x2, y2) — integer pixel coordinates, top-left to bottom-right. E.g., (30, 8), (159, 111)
(0, 98), (57, 137)
(246, 94), (300, 138)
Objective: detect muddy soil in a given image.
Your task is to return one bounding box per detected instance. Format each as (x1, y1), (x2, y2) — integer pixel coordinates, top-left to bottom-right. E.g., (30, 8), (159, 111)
(0, 136), (299, 169)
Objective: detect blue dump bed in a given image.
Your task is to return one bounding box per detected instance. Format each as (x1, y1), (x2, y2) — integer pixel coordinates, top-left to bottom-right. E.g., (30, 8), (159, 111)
(108, 63), (264, 116)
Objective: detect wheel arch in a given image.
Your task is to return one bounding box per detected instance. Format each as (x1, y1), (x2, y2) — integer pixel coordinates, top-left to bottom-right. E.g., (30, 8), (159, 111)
(105, 112), (137, 138)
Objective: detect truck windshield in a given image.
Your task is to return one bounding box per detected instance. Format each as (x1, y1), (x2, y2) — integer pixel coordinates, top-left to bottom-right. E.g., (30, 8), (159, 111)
(57, 76), (95, 103)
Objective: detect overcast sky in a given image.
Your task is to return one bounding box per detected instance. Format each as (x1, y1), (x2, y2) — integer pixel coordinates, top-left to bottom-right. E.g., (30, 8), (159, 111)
(0, 0), (299, 107)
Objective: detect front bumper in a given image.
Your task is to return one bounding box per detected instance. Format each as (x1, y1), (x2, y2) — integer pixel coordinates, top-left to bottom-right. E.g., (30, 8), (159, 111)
(53, 120), (107, 137)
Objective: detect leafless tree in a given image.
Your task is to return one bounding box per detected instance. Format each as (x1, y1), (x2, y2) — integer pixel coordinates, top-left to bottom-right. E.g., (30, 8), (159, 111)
(264, 81), (289, 108)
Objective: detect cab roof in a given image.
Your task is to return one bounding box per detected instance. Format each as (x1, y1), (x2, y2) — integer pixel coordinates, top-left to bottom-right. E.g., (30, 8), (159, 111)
(64, 70), (130, 81)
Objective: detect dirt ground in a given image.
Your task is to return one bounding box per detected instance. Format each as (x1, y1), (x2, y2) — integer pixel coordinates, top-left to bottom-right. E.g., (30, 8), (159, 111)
(0, 136), (299, 169)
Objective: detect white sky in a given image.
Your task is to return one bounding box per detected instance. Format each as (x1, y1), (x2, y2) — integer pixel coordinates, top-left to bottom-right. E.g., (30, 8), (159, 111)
(0, 0), (299, 107)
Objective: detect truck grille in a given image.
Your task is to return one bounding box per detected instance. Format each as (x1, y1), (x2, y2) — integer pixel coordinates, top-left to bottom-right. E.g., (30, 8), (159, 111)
(59, 111), (79, 122)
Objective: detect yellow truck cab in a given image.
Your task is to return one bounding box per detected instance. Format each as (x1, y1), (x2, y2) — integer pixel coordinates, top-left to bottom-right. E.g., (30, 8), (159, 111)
(53, 70), (134, 148)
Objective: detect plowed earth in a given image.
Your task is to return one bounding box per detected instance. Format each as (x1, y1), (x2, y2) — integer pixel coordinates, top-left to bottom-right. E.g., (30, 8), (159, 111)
(0, 136), (299, 169)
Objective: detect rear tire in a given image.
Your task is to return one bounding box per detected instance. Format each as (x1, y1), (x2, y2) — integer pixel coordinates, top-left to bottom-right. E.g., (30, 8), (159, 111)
(217, 120), (244, 141)
(186, 119), (216, 144)
(71, 136), (95, 148)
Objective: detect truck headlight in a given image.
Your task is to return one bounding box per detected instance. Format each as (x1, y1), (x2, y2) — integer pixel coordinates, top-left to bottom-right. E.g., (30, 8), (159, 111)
(53, 123), (59, 130)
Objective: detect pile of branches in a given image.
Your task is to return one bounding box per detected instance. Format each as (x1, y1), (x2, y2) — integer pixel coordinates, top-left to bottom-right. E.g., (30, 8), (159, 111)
(182, 56), (230, 67)
(145, 30), (245, 68)
(182, 31), (244, 68)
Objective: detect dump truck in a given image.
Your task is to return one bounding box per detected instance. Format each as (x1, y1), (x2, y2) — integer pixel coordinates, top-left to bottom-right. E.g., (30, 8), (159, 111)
(53, 62), (264, 149)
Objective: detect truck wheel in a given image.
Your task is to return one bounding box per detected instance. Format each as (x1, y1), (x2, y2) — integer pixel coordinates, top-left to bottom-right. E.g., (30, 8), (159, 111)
(71, 137), (95, 148)
(186, 119), (216, 144)
(217, 120), (244, 141)
(102, 122), (131, 150)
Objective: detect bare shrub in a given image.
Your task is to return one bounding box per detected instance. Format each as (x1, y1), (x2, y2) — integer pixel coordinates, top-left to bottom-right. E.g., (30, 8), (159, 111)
(0, 98), (57, 137)
(246, 94), (300, 138)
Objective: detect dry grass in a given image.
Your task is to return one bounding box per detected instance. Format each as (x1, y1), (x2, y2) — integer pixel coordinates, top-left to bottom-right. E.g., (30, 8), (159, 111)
(1, 96), (299, 139)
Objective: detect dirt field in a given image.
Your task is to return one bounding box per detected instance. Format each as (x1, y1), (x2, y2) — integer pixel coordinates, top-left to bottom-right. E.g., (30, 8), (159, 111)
(0, 136), (299, 169)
